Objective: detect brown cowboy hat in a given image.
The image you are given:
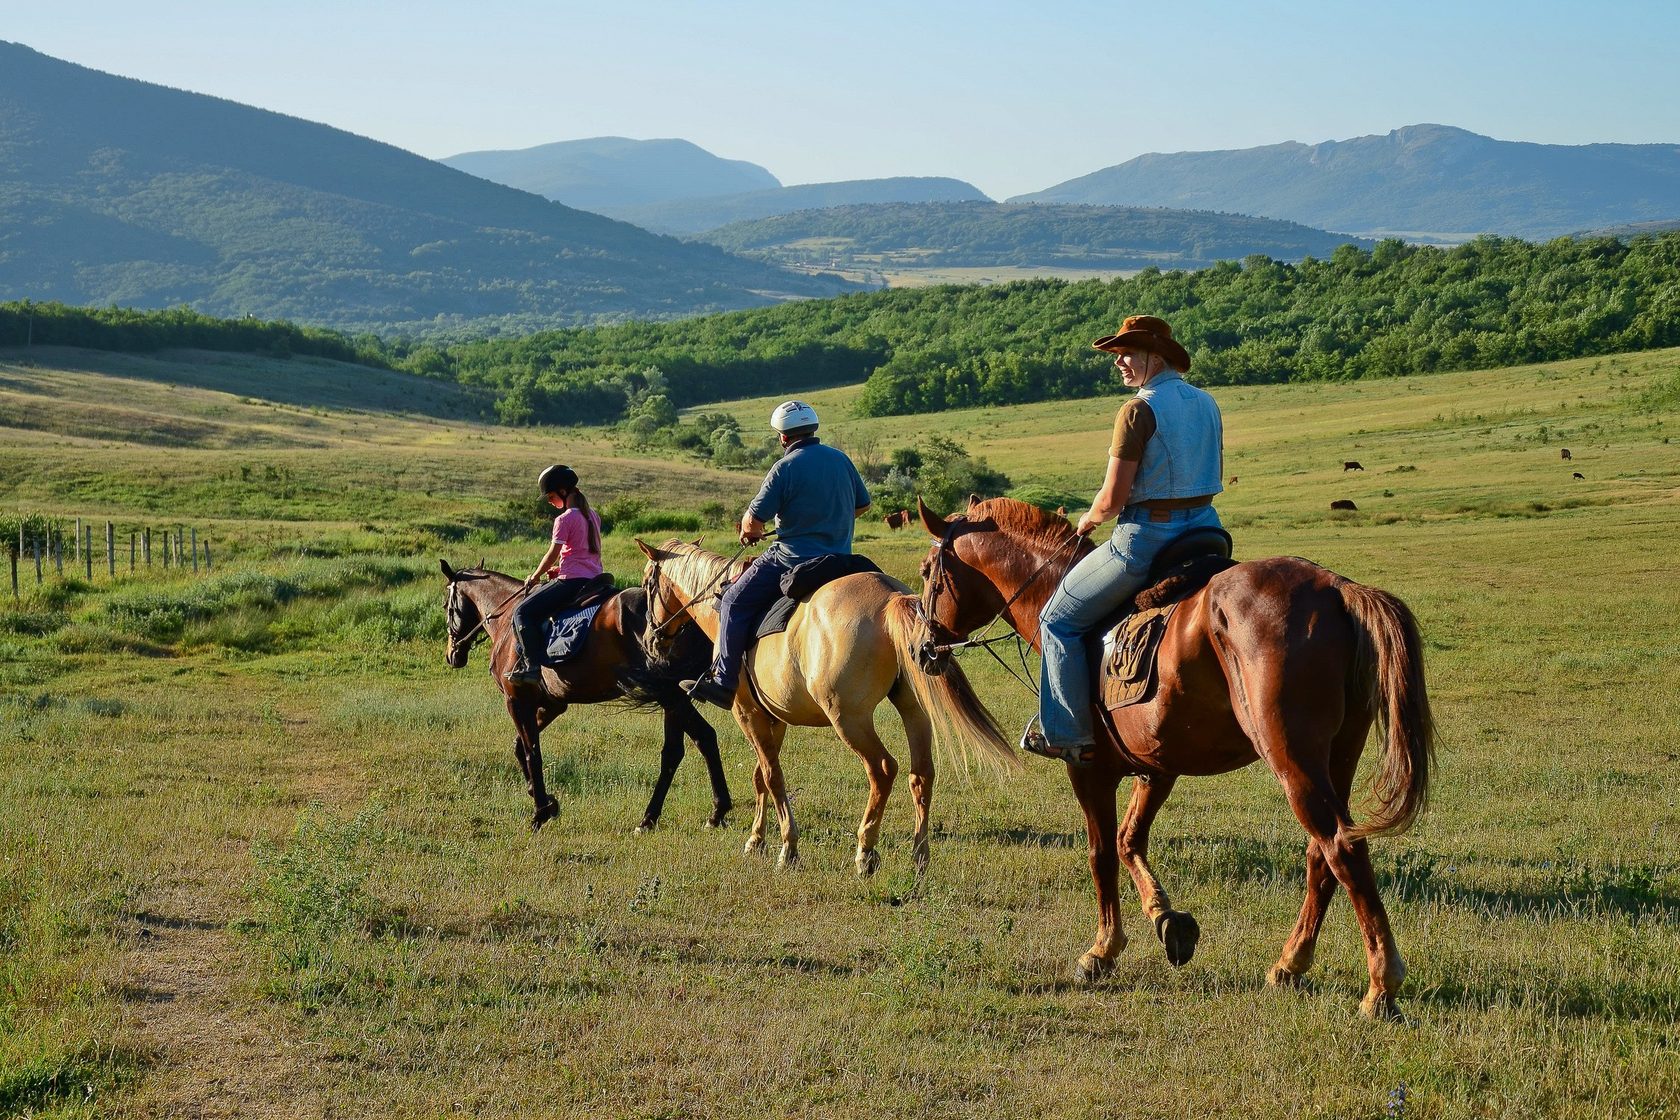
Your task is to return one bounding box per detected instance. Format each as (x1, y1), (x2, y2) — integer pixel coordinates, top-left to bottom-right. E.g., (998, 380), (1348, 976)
(1092, 314), (1191, 372)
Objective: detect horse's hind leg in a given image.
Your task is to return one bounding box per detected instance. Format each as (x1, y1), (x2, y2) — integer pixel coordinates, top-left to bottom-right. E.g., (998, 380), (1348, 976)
(1117, 774), (1199, 967)
(636, 704), (686, 834)
(887, 679), (935, 876)
(827, 705), (899, 877)
(1268, 715), (1371, 990)
(683, 701), (732, 828)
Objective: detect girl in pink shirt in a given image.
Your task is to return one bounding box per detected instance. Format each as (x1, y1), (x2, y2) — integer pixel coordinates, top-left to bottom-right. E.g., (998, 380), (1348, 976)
(508, 465), (606, 685)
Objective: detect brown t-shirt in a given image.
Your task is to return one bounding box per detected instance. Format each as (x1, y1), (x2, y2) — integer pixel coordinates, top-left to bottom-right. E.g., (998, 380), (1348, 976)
(1108, 398), (1213, 509)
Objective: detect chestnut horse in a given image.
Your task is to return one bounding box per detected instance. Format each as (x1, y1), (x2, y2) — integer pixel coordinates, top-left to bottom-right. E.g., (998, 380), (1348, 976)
(916, 498), (1433, 1019)
(636, 539), (1017, 874)
(440, 561), (732, 834)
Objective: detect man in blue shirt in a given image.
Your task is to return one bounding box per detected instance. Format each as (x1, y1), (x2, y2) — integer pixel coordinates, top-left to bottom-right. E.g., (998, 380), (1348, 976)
(682, 400), (872, 708)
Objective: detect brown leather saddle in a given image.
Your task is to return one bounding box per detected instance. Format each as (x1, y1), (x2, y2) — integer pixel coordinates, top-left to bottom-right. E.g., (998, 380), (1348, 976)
(569, 572), (620, 611)
(1095, 527), (1235, 711)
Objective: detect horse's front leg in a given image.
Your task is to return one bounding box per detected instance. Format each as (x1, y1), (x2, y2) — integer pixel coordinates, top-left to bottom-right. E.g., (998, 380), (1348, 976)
(1069, 759), (1125, 982)
(637, 703), (686, 833)
(735, 701), (793, 866)
(1118, 773), (1200, 967)
(508, 696), (559, 832)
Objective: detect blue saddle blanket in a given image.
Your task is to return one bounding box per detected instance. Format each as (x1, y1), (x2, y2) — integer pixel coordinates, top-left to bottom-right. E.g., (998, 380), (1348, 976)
(543, 602), (603, 664)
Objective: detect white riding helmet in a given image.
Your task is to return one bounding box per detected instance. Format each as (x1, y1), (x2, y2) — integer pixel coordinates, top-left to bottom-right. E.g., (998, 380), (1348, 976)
(770, 400), (820, 433)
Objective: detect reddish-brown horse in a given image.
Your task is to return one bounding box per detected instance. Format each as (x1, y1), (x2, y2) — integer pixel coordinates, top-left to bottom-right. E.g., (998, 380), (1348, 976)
(440, 561), (731, 834)
(916, 497), (1434, 1019)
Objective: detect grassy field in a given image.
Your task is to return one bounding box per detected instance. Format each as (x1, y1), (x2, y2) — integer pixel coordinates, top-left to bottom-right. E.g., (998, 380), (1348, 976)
(2, 344), (1678, 1118)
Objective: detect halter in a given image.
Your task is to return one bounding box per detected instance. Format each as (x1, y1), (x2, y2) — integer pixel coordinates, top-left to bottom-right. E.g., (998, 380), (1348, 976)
(919, 513), (1084, 695)
(644, 533), (773, 641)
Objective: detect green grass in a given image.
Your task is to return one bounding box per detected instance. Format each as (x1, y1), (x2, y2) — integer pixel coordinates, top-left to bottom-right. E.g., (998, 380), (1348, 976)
(1, 344), (1678, 1116)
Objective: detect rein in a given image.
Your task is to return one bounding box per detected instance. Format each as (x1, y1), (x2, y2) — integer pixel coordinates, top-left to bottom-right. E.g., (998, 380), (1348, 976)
(448, 578), (531, 656)
(646, 531), (775, 639)
(920, 516), (1085, 696)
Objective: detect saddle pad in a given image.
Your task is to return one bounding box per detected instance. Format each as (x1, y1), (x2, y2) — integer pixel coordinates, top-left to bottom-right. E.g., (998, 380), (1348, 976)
(755, 554), (885, 641)
(1099, 601), (1178, 711)
(544, 602), (603, 664)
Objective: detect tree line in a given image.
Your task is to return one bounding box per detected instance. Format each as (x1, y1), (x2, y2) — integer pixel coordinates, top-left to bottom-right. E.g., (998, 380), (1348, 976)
(6, 233), (1678, 421)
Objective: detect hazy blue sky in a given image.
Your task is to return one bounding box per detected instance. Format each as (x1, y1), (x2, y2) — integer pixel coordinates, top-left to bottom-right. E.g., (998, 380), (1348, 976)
(10, 1), (1679, 198)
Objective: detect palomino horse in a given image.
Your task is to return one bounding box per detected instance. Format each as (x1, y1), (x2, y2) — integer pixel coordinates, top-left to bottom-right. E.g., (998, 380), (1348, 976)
(635, 540), (1017, 874)
(440, 561), (732, 834)
(915, 498), (1433, 1019)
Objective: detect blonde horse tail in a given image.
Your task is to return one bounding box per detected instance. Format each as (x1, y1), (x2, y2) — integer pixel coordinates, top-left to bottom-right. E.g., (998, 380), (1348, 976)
(884, 595), (1021, 774)
(1339, 581), (1435, 840)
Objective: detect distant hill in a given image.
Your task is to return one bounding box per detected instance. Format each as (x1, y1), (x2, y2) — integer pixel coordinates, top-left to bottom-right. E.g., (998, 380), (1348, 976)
(0, 43), (852, 336)
(441, 136), (780, 212)
(604, 177), (991, 235)
(1011, 125), (1680, 240)
(701, 201), (1372, 270)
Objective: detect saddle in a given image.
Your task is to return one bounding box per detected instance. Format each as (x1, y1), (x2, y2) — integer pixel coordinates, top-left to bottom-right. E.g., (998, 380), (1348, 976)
(540, 573), (618, 664)
(754, 553), (884, 641)
(1096, 528), (1235, 711)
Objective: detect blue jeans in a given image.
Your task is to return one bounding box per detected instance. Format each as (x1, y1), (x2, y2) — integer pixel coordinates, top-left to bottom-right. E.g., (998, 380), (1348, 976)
(709, 552), (796, 688)
(513, 577), (594, 665)
(1038, 505), (1223, 747)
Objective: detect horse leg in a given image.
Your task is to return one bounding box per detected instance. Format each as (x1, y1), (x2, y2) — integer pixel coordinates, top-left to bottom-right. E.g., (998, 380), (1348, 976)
(684, 701), (733, 828)
(887, 679), (936, 877)
(1068, 759), (1127, 982)
(636, 704), (686, 834)
(508, 697), (559, 832)
(1117, 774), (1199, 967)
(827, 705), (898, 877)
(1281, 772), (1405, 1018)
(736, 704), (790, 863)
(1268, 715), (1371, 990)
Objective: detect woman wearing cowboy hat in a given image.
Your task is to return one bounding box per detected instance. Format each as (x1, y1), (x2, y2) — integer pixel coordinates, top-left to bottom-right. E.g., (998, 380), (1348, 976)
(1022, 316), (1225, 765)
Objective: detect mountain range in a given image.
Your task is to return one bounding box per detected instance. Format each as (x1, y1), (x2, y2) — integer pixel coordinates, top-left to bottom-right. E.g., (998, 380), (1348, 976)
(0, 42), (851, 335)
(595, 177), (990, 235)
(1010, 125), (1680, 239)
(442, 137), (780, 213)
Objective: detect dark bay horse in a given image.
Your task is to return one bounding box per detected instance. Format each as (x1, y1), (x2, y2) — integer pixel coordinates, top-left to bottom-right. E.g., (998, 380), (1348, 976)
(440, 561), (731, 834)
(916, 498), (1434, 1019)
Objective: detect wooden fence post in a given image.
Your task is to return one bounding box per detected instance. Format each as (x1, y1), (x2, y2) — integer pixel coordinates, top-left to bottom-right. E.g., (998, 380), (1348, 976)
(204, 540), (212, 571)
(54, 525), (63, 576)
(83, 523), (92, 579)
(129, 533), (136, 572)
(74, 517), (80, 563)
(143, 527), (151, 567)
(176, 527), (184, 569)
(34, 537), (42, 583)
(106, 522), (114, 577)
(190, 527), (198, 573)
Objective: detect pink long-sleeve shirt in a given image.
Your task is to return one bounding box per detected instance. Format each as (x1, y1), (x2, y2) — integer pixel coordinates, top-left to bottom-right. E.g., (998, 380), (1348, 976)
(547, 508), (604, 580)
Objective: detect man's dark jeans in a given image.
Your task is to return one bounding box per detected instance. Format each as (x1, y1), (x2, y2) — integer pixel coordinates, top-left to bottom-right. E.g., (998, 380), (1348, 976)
(709, 553), (795, 688)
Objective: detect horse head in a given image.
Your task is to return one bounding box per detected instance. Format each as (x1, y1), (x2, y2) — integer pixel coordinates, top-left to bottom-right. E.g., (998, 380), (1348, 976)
(440, 558), (486, 669)
(635, 538), (698, 662)
(916, 496), (1084, 644)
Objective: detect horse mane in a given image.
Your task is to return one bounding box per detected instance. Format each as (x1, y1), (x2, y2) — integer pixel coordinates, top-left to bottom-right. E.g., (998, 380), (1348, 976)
(971, 497), (1077, 553)
(656, 540), (750, 588)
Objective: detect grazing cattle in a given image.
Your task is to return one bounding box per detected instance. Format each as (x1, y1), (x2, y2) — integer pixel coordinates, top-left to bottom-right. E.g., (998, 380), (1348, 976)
(1561, 448), (1572, 461)
(1343, 461), (1364, 471)
(884, 509), (911, 530)
(1573, 472), (1585, 480)
(1330, 499), (1359, 511)
(1229, 476), (1238, 485)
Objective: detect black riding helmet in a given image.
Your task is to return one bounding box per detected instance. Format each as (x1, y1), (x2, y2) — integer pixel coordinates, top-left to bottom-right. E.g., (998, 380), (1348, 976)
(537, 464), (578, 496)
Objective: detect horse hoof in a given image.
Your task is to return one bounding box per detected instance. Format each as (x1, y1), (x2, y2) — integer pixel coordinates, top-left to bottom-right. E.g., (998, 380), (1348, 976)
(855, 848), (881, 876)
(529, 799), (559, 833)
(1360, 992), (1406, 1023)
(777, 847), (800, 870)
(1154, 910), (1200, 968)
(743, 838), (767, 857)
(634, 820), (656, 835)
(1074, 953), (1115, 985)
(1266, 964), (1308, 990)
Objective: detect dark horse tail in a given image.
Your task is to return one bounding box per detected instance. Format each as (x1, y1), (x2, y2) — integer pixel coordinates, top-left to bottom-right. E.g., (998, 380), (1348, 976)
(1339, 582), (1435, 839)
(884, 595), (1020, 774)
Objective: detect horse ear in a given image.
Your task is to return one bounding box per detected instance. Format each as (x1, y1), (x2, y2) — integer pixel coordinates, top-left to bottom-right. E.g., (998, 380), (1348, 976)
(968, 493), (982, 509)
(690, 536), (702, 546)
(635, 538), (665, 561)
(478, 556), (486, 571)
(1055, 506), (1067, 517)
(917, 496), (948, 538)
(440, 558), (457, 581)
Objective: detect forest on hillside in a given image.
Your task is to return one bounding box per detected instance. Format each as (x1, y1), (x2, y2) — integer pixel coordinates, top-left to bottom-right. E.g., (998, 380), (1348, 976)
(5, 233), (1677, 422)
(701, 201), (1372, 269)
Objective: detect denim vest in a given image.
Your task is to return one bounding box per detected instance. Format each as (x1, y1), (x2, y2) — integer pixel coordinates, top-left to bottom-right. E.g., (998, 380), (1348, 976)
(1131, 373), (1225, 502)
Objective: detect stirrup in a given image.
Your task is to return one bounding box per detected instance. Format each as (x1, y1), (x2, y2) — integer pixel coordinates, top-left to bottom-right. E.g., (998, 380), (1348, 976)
(507, 662), (544, 687)
(1020, 718), (1096, 767)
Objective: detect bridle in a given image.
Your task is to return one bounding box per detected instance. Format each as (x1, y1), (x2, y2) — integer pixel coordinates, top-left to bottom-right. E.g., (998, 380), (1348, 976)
(918, 514), (1084, 695)
(445, 575), (529, 661)
(642, 533), (772, 645)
